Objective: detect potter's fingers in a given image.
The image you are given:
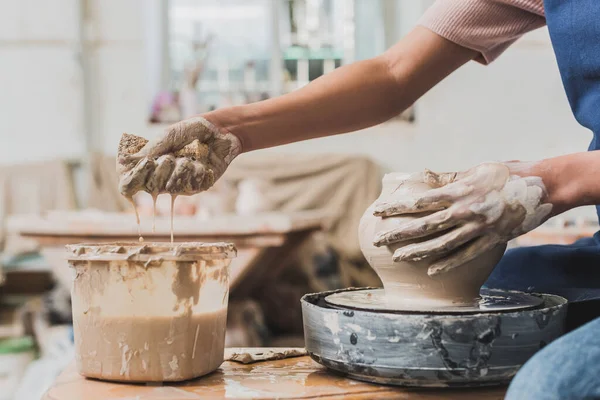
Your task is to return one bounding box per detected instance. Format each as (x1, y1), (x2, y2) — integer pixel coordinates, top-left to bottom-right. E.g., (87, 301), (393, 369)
(373, 209), (460, 246)
(199, 161), (216, 191)
(392, 223), (483, 262)
(373, 184), (472, 217)
(145, 154), (176, 194)
(167, 159), (207, 195)
(373, 193), (448, 217)
(427, 235), (497, 276)
(166, 158), (195, 194)
(203, 149), (227, 188)
(422, 169), (458, 188)
(117, 153), (141, 171)
(189, 161), (207, 193)
(136, 120), (206, 159)
(119, 157), (156, 197)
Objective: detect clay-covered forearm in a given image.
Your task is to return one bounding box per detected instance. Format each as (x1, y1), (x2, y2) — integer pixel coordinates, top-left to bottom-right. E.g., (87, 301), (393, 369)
(204, 57), (401, 152)
(205, 27), (476, 152)
(512, 151), (600, 216)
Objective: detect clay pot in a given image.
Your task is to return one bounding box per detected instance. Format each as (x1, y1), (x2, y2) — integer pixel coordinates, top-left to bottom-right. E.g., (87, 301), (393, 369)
(359, 173), (506, 309)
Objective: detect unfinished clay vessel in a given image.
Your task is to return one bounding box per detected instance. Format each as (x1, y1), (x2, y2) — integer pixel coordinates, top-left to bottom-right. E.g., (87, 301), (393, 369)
(359, 173), (506, 309)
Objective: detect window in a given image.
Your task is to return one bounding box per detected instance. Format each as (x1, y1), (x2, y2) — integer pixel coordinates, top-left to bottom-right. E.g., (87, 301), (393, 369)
(149, 0), (415, 124)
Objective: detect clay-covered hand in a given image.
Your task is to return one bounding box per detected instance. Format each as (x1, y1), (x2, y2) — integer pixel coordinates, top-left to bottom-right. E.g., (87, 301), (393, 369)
(117, 116), (242, 198)
(372, 163), (553, 276)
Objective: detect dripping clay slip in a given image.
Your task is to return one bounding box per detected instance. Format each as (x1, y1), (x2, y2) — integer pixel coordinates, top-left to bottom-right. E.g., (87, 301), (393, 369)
(117, 133), (215, 243)
(67, 242), (236, 382)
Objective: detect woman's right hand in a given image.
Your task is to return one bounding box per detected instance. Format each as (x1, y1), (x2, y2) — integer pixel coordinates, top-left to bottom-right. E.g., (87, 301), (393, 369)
(117, 116), (242, 198)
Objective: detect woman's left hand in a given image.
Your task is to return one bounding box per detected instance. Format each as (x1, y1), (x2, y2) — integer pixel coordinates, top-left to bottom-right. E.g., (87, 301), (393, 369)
(372, 162), (553, 276)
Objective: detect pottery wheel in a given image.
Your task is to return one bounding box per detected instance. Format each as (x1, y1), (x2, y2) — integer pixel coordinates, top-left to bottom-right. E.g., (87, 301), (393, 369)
(302, 287), (568, 387)
(324, 288), (543, 314)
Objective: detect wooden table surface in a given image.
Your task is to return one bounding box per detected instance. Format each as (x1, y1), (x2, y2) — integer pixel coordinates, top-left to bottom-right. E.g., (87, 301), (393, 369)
(8, 210), (325, 293)
(43, 355), (507, 400)
(7, 210), (326, 238)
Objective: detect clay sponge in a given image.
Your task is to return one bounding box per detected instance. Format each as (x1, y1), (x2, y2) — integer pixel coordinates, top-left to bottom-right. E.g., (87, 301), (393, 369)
(117, 133), (215, 198)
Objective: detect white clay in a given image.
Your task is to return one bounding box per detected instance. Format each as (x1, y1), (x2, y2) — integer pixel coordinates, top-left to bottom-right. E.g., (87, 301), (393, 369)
(370, 164), (552, 276)
(359, 173), (506, 308)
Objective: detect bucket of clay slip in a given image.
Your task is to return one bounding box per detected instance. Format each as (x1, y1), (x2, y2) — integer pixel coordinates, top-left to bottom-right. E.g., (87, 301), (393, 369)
(66, 242), (236, 382)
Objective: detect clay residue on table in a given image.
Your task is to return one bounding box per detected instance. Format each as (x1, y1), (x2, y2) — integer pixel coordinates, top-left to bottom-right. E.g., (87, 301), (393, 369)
(44, 356), (508, 400)
(225, 348), (307, 364)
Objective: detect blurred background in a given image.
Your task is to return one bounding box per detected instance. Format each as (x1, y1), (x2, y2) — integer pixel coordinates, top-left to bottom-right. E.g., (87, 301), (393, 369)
(0, 0), (598, 398)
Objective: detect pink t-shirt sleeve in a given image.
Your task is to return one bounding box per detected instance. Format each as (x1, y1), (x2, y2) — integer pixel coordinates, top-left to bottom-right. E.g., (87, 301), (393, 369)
(419, 0), (546, 64)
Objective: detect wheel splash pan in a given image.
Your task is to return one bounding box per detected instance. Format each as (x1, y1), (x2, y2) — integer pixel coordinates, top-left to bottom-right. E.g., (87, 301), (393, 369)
(301, 287), (567, 388)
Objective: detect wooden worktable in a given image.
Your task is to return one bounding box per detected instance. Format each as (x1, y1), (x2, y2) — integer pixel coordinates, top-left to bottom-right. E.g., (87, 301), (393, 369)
(7, 210), (326, 294)
(43, 354), (507, 399)
(7, 210), (326, 240)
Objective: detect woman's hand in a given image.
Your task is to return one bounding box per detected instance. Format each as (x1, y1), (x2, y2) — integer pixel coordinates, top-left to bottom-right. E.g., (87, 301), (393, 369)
(372, 163), (553, 276)
(117, 116), (242, 198)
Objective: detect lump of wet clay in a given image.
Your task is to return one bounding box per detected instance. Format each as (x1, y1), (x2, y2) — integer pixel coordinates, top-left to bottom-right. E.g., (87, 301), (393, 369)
(359, 173), (506, 309)
(118, 133), (148, 157)
(118, 133), (210, 160)
(117, 133), (214, 198)
(225, 348), (307, 364)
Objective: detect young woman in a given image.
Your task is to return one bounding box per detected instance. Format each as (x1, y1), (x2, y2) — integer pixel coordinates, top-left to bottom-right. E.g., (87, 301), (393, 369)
(121, 2), (600, 397)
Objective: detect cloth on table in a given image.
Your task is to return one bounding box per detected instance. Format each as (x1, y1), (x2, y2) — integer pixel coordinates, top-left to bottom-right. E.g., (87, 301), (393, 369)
(225, 152), (382, 262)
(224, 153), (383, 337)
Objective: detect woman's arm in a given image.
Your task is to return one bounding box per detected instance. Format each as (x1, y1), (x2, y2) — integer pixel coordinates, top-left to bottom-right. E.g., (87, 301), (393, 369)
(510, 151), (600, 216)
(205, 26), (477, 152)
(119, 27), (477, 198)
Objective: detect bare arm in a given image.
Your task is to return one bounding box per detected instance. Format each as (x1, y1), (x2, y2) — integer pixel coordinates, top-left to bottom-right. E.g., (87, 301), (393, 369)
(513, 151), (600, 216)
(205, 27), (477, 152)
(118, 27), (477, 198)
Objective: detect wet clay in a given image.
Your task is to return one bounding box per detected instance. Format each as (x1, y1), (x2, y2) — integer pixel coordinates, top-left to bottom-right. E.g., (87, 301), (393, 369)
(75, 309), (227, 382)
(152, 193), (158, 233)
(359, 173), (506, 308)
(117, 133), (215, 199)
(126, 196), (144, 242)
(371, 164), (552, 276)
(170, 194), (177, 244)
(118, 134), (207, 242)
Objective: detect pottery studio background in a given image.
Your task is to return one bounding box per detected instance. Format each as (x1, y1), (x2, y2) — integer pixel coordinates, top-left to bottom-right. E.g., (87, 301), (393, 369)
(0, 0), (597, 398)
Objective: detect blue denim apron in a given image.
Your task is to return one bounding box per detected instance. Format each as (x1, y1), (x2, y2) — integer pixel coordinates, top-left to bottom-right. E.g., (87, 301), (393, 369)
(485, 0), (600, 330)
